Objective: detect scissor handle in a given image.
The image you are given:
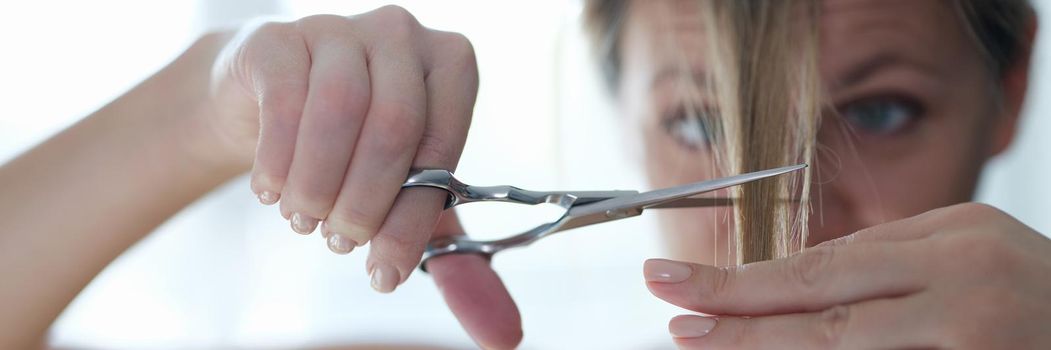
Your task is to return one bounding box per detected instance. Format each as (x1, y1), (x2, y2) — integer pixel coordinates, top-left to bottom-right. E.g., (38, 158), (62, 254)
(403, 169), (632, 208)
(418, 236), (494, 272)
(402, 169), (544, 208)
(403, 169), (636, 272)
(418, 221), (560, 272)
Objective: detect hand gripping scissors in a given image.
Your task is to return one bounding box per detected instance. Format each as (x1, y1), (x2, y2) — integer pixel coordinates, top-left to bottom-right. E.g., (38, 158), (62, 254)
(403, 164), (806, 271)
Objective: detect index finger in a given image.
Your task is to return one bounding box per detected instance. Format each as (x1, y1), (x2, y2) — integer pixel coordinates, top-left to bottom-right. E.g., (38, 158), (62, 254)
(644, 240), (930, 316)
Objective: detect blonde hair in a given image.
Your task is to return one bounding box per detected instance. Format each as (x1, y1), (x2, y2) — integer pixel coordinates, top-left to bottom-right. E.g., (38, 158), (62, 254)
(699, 1), (819, 263)
(583, 0), (1032, 264)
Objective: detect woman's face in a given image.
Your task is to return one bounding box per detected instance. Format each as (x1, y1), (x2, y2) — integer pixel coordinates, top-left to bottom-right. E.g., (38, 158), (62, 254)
(618, 0), (1026, 264)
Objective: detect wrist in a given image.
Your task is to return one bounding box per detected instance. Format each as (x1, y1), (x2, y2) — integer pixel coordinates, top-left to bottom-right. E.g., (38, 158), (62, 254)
(161, 31), (255, 179)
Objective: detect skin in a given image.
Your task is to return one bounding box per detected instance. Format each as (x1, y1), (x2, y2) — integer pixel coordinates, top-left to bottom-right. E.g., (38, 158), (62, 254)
(622, 0), (1022, 263)
(0, 1), (1048, 349)
(646, 203), (1051, 348)
(624, 0), (1051, 348)
(0, 7), (517, 349)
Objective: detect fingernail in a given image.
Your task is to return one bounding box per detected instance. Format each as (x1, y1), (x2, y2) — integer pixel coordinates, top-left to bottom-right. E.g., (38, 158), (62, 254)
(320, 221), (333, 239)
(669, 315), (717, 338)
(370, 263), (400, 293)
(290, 212), (318, 235)
(326, 234), (356, 255)
(257, 191), (279, 205)
(644, 259), (693, 283)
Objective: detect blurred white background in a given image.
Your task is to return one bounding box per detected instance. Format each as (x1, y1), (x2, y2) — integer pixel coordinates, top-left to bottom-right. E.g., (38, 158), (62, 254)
(0, 1), (1048, 349)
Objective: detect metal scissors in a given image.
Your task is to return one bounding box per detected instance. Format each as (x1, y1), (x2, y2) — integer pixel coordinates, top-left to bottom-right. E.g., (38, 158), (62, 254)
(402, 164), (806, 271)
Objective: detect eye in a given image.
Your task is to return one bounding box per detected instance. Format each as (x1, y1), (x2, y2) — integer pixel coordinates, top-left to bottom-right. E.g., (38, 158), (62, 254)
(661, 106), (714, 151)
(840, 97), (921, 135)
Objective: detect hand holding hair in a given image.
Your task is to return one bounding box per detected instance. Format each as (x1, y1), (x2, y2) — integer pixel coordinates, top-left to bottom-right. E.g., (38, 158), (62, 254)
(644, 203), (1051, 349)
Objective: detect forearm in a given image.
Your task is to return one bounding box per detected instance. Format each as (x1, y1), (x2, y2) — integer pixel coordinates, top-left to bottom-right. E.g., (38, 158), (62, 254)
(0, 33), (244, 348)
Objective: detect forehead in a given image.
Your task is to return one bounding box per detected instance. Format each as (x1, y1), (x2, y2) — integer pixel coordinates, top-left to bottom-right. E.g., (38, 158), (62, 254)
(820, 0), (961, 49)
(622, 0), (974, 83)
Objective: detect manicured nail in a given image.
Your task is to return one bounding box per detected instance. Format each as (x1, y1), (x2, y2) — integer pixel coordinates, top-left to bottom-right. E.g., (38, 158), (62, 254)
(644, 259), (693, 283)
(370, 263), (400, 293)
(257, 191), (279, 205)
(326, 234), (356, 255)
(290, 212), (318, 235)
(669, 315), (717, 338)
(320, 221), (333, 239)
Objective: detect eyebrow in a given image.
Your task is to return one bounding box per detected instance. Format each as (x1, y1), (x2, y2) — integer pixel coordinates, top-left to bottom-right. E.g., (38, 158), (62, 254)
(650, 67), (710, 91)
(650, 51), (941, 92)
(836, 52), (941, 89)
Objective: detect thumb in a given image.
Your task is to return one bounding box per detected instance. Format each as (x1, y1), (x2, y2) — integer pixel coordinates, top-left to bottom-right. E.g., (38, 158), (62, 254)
(427, 212), (523, 350)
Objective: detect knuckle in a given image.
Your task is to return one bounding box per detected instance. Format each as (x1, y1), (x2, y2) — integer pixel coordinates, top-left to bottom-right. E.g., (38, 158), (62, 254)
(451, 36), (480, 86)
(240, 24), (309, 94)
(430, 31), (480, 83)
(951, 202), (1003, 218)
(942, 202), (1010, 227)
(816, 305), (850, 348)
(370, 5), (420, 40)
(937, 231), (1016, 275)
(374, 5), (418, 24)
(296, 14), (349, 32)
(695, 266), (735, 306)
(441, 32), (477, 64)
(788, 246), (834, 292)
(243, 21), (296, 67)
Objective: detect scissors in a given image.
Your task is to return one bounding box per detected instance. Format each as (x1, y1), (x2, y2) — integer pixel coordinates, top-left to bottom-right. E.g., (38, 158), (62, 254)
(402, 164), (807, 271)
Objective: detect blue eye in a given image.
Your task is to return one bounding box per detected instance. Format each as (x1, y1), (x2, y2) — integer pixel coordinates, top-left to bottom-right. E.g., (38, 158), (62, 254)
(662, 107), (713, 150)
(841, 98), (919, 135)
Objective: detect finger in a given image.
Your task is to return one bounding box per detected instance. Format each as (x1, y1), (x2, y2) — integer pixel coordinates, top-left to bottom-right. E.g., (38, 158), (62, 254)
(670, 296), (937, 350)
(645, 240), (930, 316)
(279, 18), (371, 235)
(428, 213), (523, 350)
(323, 13), (428, 254)
(243, 22), (310, 206)
(365, 29), (478, 291)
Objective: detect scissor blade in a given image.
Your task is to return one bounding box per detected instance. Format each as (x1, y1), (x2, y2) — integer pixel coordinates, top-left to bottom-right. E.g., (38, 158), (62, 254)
(648, 196), (805, 208)
(585, 164), (807, 213)
(647, 197), (734, 208)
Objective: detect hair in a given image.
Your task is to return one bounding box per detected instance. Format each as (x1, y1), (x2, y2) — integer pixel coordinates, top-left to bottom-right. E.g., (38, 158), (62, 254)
(585, 0), (1033, 89)
(583, 0), (1033, 264)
